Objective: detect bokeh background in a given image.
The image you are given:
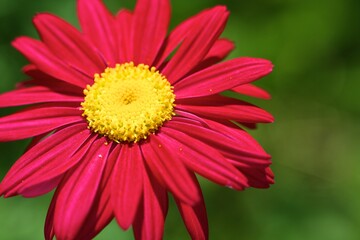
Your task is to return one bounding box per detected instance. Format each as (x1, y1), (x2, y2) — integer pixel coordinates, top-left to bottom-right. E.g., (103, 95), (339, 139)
(1, 0), (359, 239)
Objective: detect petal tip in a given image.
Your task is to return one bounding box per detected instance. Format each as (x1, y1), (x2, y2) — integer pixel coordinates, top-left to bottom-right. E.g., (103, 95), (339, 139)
(213, 5), (229, 13)
(32, 12), (54, 25)
(267, 61), (274, 73)
(11, 36), (24, 48)
(268, 115), (275, 123)
(0, 185), (4, 197)
(115, 218), (132, 231)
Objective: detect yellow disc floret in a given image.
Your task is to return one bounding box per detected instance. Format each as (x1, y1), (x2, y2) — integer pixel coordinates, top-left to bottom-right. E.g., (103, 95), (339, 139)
(81, 62), (175, 143)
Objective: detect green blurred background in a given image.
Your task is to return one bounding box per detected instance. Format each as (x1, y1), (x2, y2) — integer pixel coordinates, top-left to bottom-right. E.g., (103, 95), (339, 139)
(1, 0), (359, 239)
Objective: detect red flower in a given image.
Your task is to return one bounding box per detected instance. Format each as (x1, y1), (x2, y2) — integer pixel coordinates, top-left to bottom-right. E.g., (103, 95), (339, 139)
(0, 0), (274, 239)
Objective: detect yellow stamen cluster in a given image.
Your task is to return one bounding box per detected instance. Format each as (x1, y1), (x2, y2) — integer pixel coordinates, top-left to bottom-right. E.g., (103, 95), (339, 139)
(81, 62), (175, 143)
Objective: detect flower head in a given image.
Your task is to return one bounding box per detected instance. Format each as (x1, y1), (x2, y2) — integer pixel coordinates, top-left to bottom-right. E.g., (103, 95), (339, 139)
(0, 0), (274, 239)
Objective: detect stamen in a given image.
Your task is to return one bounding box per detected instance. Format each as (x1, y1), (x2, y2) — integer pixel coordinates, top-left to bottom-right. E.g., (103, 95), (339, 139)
(81, 62), (175, 143)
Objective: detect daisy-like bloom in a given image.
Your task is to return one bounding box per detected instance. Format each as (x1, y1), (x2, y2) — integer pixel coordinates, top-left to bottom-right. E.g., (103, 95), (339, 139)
(0, 0), (274, 239)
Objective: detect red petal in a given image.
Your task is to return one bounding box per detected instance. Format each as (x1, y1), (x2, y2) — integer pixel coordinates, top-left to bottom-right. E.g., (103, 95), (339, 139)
(231, 83), (271, 99)
(203, 118), (268, 155)
(133, 171), (168, 240)
(12, 37), (92, 88)
(44, 190), (58, 240)
(209, 122), (271, 171)
(22, 64), (54, 81)
(131, 0), (170, 65)
(174, 58), (273, 99)
(141, 135), (200, 205)
(0, 103), (83, 141)
(18, 134), (95, 198)
(25, 132), (52, 152)
(75, 184), (113, 240)
(266, 167), (275, 184)
(176, 95), (274, 123)
(190, 38), (235, 74)
(174, 109), (209, 126)
(22, 65), (84, 96)
(75, 142), (118, 240)
(175, 173), (208, 240)
(205, 38), (234, 60)
(153, 7), (202, 68)
(236, 166), (272, 188)
(34, 13), (105, 75)
(166, 117), (271, 166)
(18, 177), (61, 198)
(112, 144), (143, 230)
(53, 138), (110, 240)
(115, 10), (133, 63)
(162, 6), (229, 84)
(0, 123), (89, 197)
(161, 126), (247, 190)
(0, 86), (82, 108)
(77, 0), (117, 65)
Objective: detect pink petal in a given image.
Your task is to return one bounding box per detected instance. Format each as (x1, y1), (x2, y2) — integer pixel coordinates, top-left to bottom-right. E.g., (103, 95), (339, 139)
(236, 166), (272, 189)
(74, 185), (113, 240)
(12, 37), (91, 88)
(0, 103), (83, 141)
(155, 7), (225, 69)
(166, 117), (271, 166)
(202, 119), (273, 174)
(205, 38), (235, 60)
(75, 142), (118, 240)
(162, 6), (229, 84)
(133, 171), (168, 240)
(22, 65), (84, 95)
(176, 95), (274, 123)
(190, 38), (235, 74)
(53, 137), (110, 240)
(19, 177), (61, 199)
(153, 7), (203, 68)
(25, 132), (51, 152)
(22, 64), (54, 81)
(112, 144), (143, 230)
(203, 118), (269, 155)
(169, 118), (272, 190)
(34, 13), (105, 75)
(131, 0), (170, 65)
(266, 167), (275, 184)
(44, 190), (58, 240)
(115, 10), (133, 63)
(174, 58), (273, 99)
(77, 0), (117, 65)
(0, 123), (90, 197)
(161, 126), (248, 190)
(174, 109), (209, 126)
(0, 86), (83, 108)
(18, 134), (96, 198)
(175, 173), (208, 240)
(231, 83), (271, 99)
(141, 134), (200, 205)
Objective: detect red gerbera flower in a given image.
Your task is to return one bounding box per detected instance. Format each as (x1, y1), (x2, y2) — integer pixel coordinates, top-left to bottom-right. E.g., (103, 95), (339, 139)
(0, 0), (274, 239)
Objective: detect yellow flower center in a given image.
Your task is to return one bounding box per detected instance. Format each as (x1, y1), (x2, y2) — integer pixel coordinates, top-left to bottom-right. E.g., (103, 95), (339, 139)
(81, 62), (175, 143)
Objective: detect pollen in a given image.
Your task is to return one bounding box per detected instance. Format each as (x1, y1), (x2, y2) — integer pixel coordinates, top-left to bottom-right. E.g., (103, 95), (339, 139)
(81, 62), (175, 143)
